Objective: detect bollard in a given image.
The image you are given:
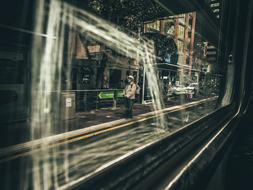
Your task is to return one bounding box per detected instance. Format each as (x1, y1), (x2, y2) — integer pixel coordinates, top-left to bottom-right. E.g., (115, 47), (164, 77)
(95, 91), (98, 111)
(112, 90), (117, 110)
(84, 91), (87, 111)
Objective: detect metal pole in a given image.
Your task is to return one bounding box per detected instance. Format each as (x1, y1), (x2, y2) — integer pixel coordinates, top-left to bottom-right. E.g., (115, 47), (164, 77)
(112, 90), (117, 110)
(142, 66), (146, 104)
(96, 91), (98, 111)
(84, 91), (87, 111)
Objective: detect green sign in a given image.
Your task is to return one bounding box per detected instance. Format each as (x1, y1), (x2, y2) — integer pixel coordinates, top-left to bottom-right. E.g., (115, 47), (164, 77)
(98, 91), (114, 99)
(116, 90), (123, 98)
(98, 90), (124, 99)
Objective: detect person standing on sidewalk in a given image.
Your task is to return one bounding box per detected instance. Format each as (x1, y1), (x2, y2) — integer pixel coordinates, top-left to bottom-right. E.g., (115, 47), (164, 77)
(123, 75), (137, 118)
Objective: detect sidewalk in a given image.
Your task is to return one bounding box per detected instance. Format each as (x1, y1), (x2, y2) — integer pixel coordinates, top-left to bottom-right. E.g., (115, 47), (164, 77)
(57, 95), (205, 132)
(0, 97), (200, 148)
(0, 96), (217, 160)
(64, 103), (154, 131)
(62, 97), (187, 132)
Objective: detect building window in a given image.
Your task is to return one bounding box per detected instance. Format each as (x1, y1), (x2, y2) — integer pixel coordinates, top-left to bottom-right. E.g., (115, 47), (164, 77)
(178, 14), (185, 24)
(163, 19), (175, 36)
(210, 3), (220, 8)
(177, 40), (184, 52)
(213, 8), (220, 13)
(178, 25), (185, 40)
(109, 69), (122, 88)
(145, 20), (160, 32)
(189, 18), (193, 27)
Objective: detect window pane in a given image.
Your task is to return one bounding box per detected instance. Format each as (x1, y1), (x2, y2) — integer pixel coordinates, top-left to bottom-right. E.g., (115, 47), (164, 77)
(0, 0), (228, 189)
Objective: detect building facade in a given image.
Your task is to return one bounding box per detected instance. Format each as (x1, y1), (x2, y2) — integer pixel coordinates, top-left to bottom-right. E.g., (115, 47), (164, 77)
(143, 12), (197, 85)
(208, 0), (222, 19)
(72, 33), (140, 91)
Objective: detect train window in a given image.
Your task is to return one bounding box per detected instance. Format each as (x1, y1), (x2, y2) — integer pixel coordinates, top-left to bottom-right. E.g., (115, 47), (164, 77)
(0, 0), (233, 189)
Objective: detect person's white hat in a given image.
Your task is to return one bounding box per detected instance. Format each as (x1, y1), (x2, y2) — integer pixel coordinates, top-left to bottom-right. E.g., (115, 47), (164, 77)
(127, 75), (134, 80)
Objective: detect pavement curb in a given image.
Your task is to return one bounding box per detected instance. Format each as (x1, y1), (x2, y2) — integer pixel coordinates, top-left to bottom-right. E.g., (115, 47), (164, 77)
(0, 97), (217, 159)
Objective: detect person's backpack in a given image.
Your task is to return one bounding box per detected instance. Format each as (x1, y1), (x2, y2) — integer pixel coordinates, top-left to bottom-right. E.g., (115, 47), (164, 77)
(129, 83), (139, 95)
(136, 84), (140, 95)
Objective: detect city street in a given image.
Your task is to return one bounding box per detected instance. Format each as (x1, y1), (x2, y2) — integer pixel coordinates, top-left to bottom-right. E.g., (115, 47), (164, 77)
(0, 95), (211, 148)
(0, 97), (217, 190)
(1, 0), (251, 189)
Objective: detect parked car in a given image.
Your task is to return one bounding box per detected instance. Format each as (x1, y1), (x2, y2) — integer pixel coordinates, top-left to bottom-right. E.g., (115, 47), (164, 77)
(186, 83), (199, 95)
(172, 85), (187, 95)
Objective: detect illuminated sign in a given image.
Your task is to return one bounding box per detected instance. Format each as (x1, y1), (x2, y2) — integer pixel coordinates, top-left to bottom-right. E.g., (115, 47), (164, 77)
(87, 45), (101, 54)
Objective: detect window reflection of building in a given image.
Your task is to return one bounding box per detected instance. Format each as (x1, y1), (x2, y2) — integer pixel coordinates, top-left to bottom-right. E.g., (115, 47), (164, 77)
(177, 41), (184, 52)
(208, 0), (221, 19)
(73, 34), (140, 90)
(163, 19), (175, 36)
(144, 12), (196, 73)
(0, 50), (27, 122)
(178, 14), (185, 24)
(109, 69), (122, 88)
(144, 20), (160, 32)
(178, 25), (185, 40)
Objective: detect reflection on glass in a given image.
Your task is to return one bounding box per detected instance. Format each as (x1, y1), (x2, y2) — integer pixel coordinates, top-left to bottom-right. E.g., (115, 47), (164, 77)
(0, 0), (224, 189)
